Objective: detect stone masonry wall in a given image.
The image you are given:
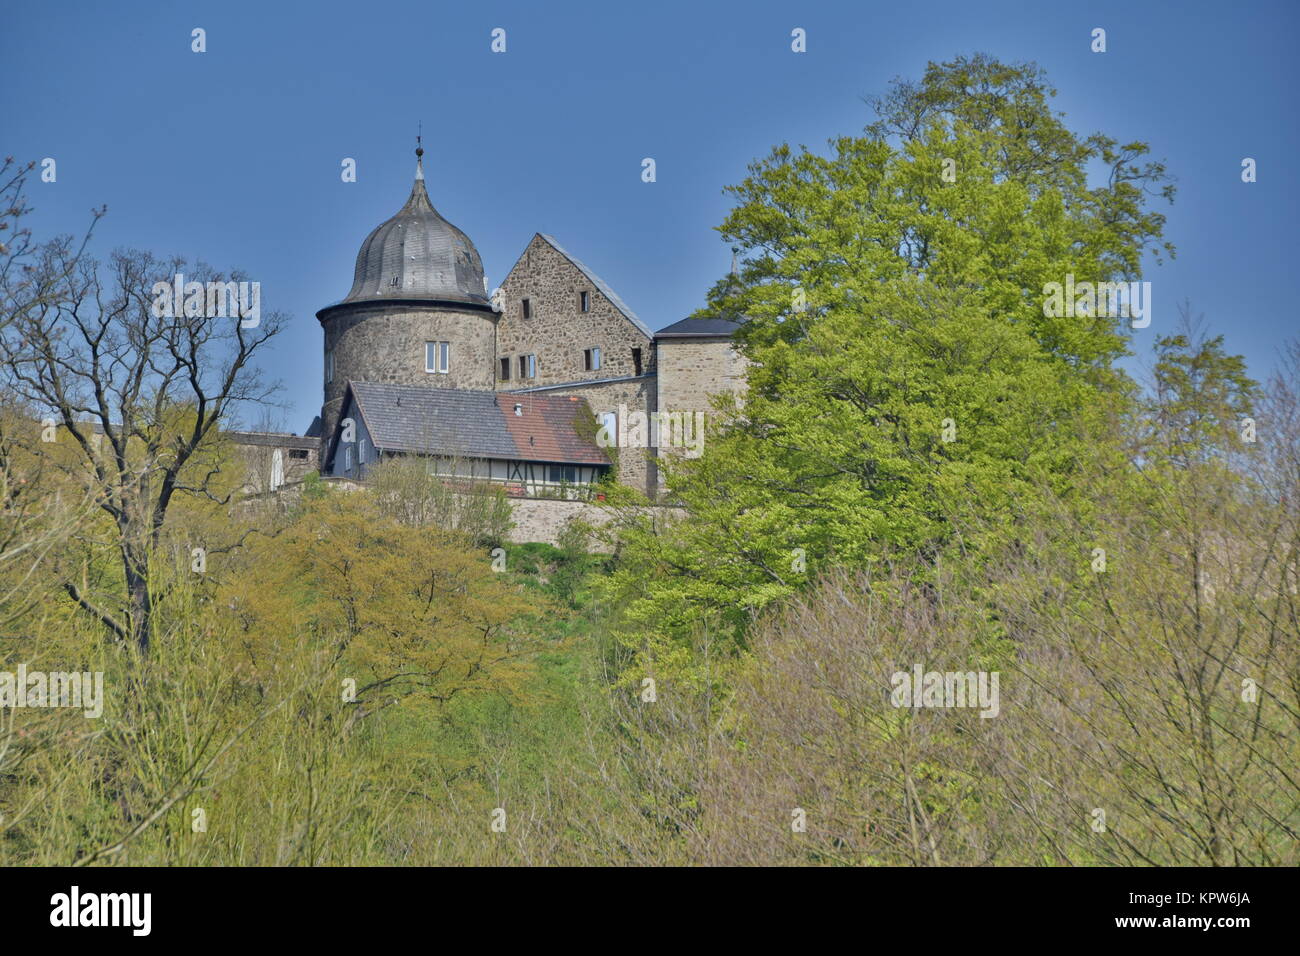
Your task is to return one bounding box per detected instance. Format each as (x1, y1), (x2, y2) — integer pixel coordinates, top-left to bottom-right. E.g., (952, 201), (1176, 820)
(496, 234), (653, 388)
(505, 496), (684, 550)
(655, 338), (748, 415)
(654, 337), (749, 482)
(320, 302), (498, 451)
(232, 437), (318, 496)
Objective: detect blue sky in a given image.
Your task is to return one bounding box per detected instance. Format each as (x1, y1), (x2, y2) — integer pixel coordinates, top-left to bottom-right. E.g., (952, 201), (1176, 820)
(4, 0), (1297, 430)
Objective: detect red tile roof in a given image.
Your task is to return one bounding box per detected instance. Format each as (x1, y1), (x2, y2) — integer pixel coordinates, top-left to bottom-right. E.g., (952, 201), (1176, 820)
(500, 394), (608, 465)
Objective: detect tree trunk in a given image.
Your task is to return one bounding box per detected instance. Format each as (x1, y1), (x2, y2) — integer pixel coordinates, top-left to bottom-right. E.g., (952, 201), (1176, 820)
(123, 546), (152, 653)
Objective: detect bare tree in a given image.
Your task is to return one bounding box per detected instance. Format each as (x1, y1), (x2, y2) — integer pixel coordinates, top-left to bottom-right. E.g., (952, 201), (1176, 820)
(0, 158), (104, 618)
(0, 240), (284, 651)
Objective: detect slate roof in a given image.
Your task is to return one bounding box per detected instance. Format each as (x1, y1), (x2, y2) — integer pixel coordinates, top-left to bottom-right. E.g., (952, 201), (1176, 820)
(318, 159), (491, 319)
(345, 382), (609, 466)
(537, 234), (653, 338)
(655, 317), (744, 339)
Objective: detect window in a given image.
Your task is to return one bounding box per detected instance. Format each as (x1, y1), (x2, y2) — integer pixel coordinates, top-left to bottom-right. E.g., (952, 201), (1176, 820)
(631, 347), (642, 375)
(359, 437), (368, 465)
(547, 465), (578, 484)
(325, 349), (334, 384)
(520, 354), (536, 379)
(425, 341), (449, 373)
(521, 298), (532, 320)
(579, 290), (590, 312)
(343, 446), (353, 472)
(499, 356), (511, 381)
(289, 449), (309, 460)
(583, 347), (601, 372)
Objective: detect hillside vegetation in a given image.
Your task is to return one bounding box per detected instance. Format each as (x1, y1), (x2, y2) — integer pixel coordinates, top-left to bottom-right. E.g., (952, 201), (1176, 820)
(0, 57), (1295, 866)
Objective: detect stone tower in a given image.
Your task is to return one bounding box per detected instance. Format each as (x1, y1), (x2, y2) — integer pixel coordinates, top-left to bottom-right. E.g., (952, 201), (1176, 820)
(316, 146), (497, 462)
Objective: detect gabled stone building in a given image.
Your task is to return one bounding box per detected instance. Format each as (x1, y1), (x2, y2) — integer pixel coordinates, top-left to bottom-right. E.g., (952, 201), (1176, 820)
(313, 147), (747, 501)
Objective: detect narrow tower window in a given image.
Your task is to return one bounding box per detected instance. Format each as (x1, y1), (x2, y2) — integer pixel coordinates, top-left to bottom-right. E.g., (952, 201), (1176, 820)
(522, 298), (532, 319)
(579, 290), (591, 312)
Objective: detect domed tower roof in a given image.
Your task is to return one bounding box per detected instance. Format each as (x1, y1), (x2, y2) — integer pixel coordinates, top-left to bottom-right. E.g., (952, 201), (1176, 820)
(337, 150), (489, 310)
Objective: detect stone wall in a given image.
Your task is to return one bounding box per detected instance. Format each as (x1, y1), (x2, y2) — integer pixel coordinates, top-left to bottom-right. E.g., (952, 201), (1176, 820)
(505, 495), (683, 550)
(655, 338), (748, 415)
(314, 481), (680, 551)
(496, 234), (653, 388)
(505, 496), (615, 548)
(230, 433), (319, 496)
(319, 302), (499, 451)
(654, 337), (748, 480)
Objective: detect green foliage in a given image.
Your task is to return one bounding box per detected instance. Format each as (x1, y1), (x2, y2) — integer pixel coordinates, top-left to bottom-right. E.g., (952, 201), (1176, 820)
(366, 453), (514, 547)
(1148, 314), (1258, 467)
(3, 65), (1294, 868)
(300, 470), (325, 500)
(601, 55), (1173, 678)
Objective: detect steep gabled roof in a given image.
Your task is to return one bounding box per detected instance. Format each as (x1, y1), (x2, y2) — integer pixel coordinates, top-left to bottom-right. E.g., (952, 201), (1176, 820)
(342, 382), (609, 466)
(535, 234), (653, 338)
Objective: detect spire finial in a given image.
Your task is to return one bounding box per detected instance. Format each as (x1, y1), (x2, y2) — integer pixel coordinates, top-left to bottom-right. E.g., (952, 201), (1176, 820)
(415, 123), (425, 180)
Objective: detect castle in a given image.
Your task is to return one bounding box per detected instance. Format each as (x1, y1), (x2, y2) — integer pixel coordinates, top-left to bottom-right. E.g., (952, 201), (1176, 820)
(281, 146), (747, 505)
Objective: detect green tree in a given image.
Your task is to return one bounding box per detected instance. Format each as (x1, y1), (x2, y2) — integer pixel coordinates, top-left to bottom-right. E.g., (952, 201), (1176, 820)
(222, 491), (544, 724)
(603, 55), (1175, 676)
